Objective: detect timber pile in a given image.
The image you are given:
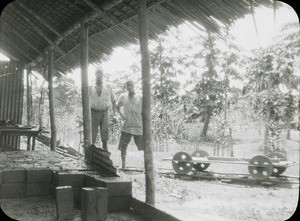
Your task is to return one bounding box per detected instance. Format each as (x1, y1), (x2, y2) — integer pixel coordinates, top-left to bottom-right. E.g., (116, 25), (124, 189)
(90, 144), (118, 177)
(37, 134), (82, 160)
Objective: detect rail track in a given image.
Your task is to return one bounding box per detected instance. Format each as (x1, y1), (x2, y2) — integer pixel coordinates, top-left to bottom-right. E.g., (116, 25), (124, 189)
(119, 166), (299, 187)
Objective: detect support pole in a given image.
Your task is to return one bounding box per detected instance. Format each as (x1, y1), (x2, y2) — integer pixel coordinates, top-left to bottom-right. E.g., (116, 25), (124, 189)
(48, 48), (57, 151)
(80, 22), (92, 161)
(26, 67), (33, 126)
(137, 0), (155, 205)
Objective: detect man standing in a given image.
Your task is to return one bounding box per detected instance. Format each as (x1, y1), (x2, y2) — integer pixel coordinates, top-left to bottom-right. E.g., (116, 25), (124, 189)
(116, 81), (143, 169)
(90, 67), (116, 151)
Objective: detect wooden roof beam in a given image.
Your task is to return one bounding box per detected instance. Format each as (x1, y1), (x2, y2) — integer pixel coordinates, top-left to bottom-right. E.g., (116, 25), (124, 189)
(17, 1), (65, 39)
(28, 0), (124, 67)
(1, 20), (41, 55)
(1, 36), (33, 61)
(53, 0), (166, 64)
(82, 0), (120, 24)
(0, 48), (19, 61)
(9, 4), (66, 56)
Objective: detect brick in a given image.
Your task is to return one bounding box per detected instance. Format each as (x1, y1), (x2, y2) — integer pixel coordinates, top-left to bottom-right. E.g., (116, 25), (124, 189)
(84, 175), (102, 187)
(56, 186), (74, 221)
(26, 183), (54, 196)
(108, 196), (131, 212)
(99, 178), (132, 196)
(2, 169), (26, 183)
(57, 173), (84, 187)
(81, 187), (108, 221)
(73, 187), (81, 208)
(1, 183), (26, 198)
(26, 169), (53, 183)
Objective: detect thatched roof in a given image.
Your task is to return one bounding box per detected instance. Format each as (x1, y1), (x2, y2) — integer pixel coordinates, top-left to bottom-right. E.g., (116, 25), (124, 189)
(0, 0), (274, 76)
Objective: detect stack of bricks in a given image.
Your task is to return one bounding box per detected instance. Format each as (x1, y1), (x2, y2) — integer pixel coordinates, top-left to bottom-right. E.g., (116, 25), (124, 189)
(0, 169), (133, 215)
(84, 175), (132, 212)
(0, 168), (54, 198)
(54, 172), (84, 208)
(56, 186), (74, 220)
(0, 169), (26, 198)
(81, 187), (108, 221)
(26, 169), (54, 196)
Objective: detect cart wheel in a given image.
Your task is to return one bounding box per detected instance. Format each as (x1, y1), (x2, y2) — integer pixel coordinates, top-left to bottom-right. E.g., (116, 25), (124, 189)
(267, 152), (287, 161)
(266, 152), (287, 176)
(248, 155), (273, 181)
(172, 152), (193, 175)
(271, 167), (286, 176)
(191, 149), (210, 172)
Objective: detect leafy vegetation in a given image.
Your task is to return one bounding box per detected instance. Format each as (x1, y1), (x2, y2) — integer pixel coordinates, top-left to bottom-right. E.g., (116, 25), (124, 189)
(23, 9), (299, 156)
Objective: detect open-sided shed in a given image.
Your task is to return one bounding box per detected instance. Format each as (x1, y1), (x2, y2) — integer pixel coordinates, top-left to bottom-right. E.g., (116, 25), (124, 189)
(1, 0), (276, 206)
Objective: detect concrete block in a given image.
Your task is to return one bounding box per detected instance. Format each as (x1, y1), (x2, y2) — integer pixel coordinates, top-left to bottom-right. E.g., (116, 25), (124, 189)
(100, 179), (132, 196)
(108, 196), (131, 212)
(81, 187), (108, 221)
(56, 186), (74, 221)
(73, 187), (81, 208)
(57, 173), (84, 187)
(2, 169), (26, 183)
(26, 169), (53, 183)
(84, 175), (102, 187)
(26, 183), (54, 196)
(1, 183), (26, 198)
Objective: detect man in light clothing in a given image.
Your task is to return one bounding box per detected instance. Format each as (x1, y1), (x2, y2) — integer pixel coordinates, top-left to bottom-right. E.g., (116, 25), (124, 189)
(90, 67), (116, 151)
(116, 80), (143, 169)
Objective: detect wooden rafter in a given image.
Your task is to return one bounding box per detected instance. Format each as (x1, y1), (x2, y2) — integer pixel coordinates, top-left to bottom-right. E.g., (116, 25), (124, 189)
(52, 0), (165, 64)
(82, 0), (120, 24)
(1, 35), (33, 61)
(9, 4), (66, 56)
(0, 48), (19, 61)
(28, 0), (124, 67)
(1, 20), (41, 55)
(17, 1), (65, 39)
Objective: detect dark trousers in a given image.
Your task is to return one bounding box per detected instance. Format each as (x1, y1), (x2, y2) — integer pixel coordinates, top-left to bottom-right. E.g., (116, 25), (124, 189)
(91, 109), (109, 143)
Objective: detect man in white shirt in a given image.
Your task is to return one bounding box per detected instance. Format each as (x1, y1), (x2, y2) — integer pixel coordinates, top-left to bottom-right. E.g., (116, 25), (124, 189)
(90, 67), (116, 151)
(116, 80), (143, 169)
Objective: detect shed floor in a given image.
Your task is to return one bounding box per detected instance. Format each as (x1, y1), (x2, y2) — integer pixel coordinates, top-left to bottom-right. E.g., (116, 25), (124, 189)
(0, 196), (145, 221)
(0, 150), (89, 171)
(0, 150), (146, 221)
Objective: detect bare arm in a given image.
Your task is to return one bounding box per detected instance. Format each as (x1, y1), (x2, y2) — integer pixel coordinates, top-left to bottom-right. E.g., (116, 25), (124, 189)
(116, 95), (126, 121)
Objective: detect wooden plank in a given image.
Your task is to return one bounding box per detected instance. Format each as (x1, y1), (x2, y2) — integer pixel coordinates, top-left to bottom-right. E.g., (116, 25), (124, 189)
(131, 198), (181, 221)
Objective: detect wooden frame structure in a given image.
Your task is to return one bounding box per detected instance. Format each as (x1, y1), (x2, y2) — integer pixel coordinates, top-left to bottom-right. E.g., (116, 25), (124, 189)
(0, 0), (276, 205)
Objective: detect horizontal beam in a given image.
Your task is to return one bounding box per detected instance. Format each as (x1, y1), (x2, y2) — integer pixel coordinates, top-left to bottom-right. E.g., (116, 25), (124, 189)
(28, 0), (124, 68)
(9, 4), (66, 56)
(17, 1), (65, 39)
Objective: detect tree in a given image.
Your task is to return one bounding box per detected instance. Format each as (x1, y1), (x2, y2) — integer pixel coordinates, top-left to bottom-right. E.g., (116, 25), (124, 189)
(192, 32), (224, 138)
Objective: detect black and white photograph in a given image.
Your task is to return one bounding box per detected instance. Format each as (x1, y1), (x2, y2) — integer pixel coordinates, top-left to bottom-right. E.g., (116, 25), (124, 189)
(0, 0), (299, 220)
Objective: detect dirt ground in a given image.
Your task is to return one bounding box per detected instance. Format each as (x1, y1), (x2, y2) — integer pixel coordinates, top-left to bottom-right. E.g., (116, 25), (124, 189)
(1, 127), (299, 221)
(108, 127), (300, 221)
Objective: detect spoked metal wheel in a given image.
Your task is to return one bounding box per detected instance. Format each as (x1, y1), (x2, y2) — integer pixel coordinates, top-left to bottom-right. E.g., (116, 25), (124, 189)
(172, 152), (193, 175)
(191, 149), (210, 172)
(248, 155), (274, 181)
(267, 152), (287, 176)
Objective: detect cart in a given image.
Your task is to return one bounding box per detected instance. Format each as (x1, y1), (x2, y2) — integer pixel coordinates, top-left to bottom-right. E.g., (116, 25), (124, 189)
(165, 150), (295, 181)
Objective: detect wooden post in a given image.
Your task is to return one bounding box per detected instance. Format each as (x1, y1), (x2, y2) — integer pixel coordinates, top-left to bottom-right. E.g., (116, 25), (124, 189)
(80, 22), (92, 161)
(137, 0), (155, 205)
(26, 67), (33, 151)
(26, 67), (33, 125)
(48, 48), (57, 151)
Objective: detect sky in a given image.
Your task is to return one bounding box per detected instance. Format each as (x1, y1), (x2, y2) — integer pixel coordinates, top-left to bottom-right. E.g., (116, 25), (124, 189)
(0, 2), (299, 86)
